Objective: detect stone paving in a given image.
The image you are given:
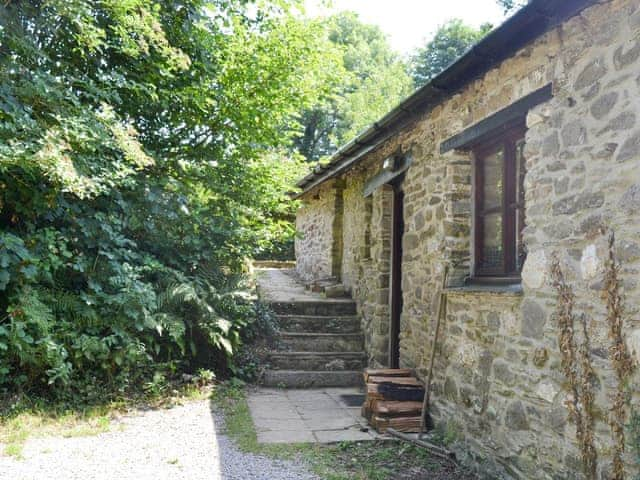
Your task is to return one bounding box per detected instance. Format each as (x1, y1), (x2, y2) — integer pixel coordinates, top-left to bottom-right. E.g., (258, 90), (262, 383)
(248, 387), (381, 444)
(255, 268), (352, 304)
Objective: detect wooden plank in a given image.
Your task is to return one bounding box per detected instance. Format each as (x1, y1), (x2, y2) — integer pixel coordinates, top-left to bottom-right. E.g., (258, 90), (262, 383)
(439, 83), (552, 153)
(372, 401), (423, 417)
(363, 368), (412, 382)
(361, 404), (371, 420)
(367, 382), (424, 400)
(366, 383), (384, 400)
(373, 415), (422, 434)
(362, 398), (374, 416)
(368, 376), (422, 386)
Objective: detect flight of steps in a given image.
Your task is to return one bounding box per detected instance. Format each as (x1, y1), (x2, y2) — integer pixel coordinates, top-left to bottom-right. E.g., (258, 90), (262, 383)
(263, 298), (366, 388)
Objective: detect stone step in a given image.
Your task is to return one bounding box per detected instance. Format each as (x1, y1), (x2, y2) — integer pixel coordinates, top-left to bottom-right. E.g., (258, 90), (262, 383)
(323, 284), (349, 298)
(276, 315), (361, 334)
(263, 370), (363, 388)
(268, 300), (356, 316)
(277, 332), (364, 353)
(269, 351), (366, 371)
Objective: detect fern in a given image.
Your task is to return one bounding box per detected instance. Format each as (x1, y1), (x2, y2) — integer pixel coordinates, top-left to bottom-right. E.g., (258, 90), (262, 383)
(11, 287), (55, 336)
(42, 289), (99, 328)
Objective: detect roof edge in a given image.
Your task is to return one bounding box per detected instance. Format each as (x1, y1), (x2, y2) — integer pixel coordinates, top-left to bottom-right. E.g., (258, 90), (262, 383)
(294, 0), (596, 197)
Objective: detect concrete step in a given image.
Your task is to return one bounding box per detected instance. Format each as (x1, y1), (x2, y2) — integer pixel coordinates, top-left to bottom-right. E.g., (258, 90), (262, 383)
(269, 351), (366, 371)
(263, 370), (363, 388)
(277, 332), (364, 353)
(276, 315), (361, 334)
(268, 300), (356, 316)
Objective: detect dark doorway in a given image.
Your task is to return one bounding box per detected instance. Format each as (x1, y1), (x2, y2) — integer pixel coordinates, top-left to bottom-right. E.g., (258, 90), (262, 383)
(389, 183), (404, 368)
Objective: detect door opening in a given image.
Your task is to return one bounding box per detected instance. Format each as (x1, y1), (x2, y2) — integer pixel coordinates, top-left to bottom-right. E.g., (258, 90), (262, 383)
(389, 183), (404, 368)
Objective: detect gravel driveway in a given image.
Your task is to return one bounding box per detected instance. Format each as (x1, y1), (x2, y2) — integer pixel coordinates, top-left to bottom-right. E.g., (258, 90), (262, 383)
(0, 400), (318, 480)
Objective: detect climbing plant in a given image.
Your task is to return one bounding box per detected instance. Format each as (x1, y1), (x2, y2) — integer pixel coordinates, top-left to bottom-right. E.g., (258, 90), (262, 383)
(550, 255), (598, 479)
(551, 230), (637, 479)
(604, 232), (635, 479)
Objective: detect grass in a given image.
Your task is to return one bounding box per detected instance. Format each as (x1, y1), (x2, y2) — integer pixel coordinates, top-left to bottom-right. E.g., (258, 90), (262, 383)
(0, 382), (210, 460)
(0, 410), (112, 459)
(211, 383), (466, 480)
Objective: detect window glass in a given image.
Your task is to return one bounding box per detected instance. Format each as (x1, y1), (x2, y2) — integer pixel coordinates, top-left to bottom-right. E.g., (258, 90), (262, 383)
(482, 148), (504, 212)
(479, 147), (504, 271)
(481, 212), (503, 270)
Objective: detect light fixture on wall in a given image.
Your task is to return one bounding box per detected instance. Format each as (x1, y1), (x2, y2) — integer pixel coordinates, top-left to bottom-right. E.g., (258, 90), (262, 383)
(382, 152), (402, 172)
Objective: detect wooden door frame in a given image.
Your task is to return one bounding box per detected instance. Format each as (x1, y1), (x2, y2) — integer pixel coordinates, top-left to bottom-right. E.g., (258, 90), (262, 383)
(388, 179), (404, 369)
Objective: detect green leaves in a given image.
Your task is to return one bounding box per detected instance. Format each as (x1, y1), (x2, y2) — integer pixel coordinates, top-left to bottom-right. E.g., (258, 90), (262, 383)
(0, 233), (36, 291)
(495, 0), (527, 14)
(0, 0), (331, 398)
(410, 19), (493, 87)
(293, 12), (413, 162)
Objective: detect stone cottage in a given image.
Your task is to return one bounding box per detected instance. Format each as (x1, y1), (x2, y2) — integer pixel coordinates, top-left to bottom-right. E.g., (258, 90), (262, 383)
(293, 0), (640, 478)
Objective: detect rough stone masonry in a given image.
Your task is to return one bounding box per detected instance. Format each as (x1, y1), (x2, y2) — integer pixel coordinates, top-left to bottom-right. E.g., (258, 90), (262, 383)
(294, 1), (640, 478)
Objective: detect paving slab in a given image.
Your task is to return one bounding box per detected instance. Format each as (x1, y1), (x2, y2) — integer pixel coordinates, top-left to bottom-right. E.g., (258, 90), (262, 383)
(257, 430), (317, 444)
(252, 418), (308, 432)
(250, 404), (299, 420)
(248, 387), (381, 444)
(303, 416), (362, 431)
(295, 407), (351, 418)
(292, 399), (342, 410)
(285, 389), (332, 401)
(313, 429), (376, 443)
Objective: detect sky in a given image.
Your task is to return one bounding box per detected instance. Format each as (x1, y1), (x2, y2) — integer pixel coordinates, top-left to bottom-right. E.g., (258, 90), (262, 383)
(304, 0), (508, 55)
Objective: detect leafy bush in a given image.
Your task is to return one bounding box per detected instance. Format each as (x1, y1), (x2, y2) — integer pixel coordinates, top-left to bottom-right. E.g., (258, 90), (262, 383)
(229, 302), (280, 383)
(0, 0), (334, 402)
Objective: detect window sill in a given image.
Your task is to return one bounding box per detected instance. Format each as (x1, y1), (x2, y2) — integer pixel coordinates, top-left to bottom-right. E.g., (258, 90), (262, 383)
(443, 283), (523, 297)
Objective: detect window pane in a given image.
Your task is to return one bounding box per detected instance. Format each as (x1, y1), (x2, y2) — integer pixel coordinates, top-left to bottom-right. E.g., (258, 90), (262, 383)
(480, 212), (503, 270)
(482, 148), (504, 212)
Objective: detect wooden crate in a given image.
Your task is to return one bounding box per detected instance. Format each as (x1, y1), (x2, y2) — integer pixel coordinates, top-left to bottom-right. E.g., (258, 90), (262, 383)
(372, 415), (422, 434)
(363, 368), (412, 382)
(371, 400), (423, 417)
(367, 376), (422, 386)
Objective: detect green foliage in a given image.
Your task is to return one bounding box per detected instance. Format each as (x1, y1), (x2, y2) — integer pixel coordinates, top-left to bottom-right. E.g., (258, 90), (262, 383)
(229, 301), (279, 382)
(0, 0), (332, 399)
(410, 19), (493, 87)
(293, 11), (414, 161)
(496, 0), (527, 14)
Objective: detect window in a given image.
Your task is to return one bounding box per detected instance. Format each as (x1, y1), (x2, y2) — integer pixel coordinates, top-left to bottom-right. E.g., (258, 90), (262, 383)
(473, 124), (526, 280)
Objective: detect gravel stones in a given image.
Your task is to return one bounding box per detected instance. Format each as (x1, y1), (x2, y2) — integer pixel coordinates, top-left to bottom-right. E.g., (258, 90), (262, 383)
(0, 400), (318, 480)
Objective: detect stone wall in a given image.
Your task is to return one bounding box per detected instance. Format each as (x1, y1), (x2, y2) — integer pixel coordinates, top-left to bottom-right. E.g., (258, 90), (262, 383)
(294, 179), (338, 282)
(340, 173), (366, 291)
(294, 0), (640, 478)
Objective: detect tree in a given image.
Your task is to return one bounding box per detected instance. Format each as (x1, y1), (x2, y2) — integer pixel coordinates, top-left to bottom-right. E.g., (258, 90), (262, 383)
(410, 19), (493, 87)
(496, 0), (528, 14)
(293, 12), (413, 161)
(0, 0), (334, 397)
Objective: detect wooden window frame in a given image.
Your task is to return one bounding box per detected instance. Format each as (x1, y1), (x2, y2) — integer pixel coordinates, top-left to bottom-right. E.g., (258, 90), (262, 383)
(472, 123), (526, 282)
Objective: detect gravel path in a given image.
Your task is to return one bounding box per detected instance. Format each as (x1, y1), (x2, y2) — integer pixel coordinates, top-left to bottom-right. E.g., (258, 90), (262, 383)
(0, 400), (319, 480)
